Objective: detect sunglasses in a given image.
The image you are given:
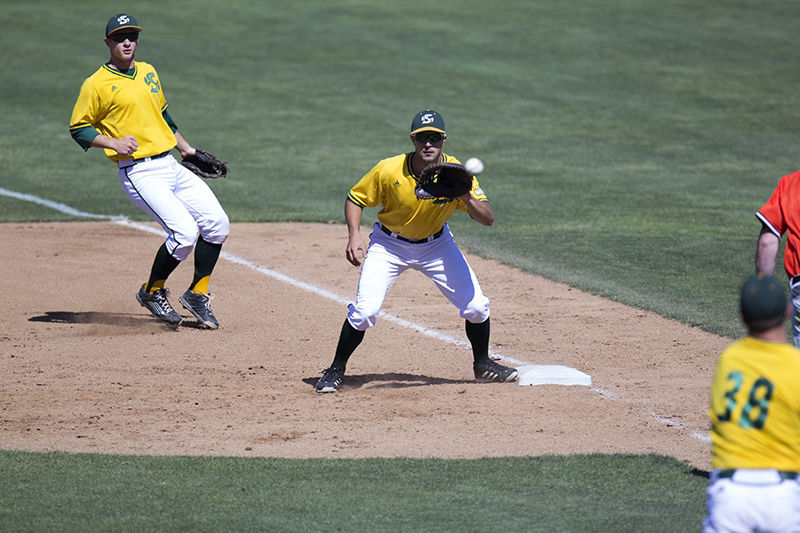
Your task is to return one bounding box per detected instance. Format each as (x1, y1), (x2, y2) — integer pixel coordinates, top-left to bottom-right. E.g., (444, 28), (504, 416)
(109, 32), (139, 43)
(414, 131), (444, 144)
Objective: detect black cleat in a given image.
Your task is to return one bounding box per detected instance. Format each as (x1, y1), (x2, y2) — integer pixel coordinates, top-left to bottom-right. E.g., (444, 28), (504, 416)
(473, 359), (518, 382)
(179, 290), (219, 329)
(136, 284), (182, 326)
(316, 366), (345, 393)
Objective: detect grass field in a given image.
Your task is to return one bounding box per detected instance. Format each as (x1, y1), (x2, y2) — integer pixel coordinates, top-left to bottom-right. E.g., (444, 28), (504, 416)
(4, 0), (798, 338)
(3, 0), (798, 530)
(1, 452), (706, 532)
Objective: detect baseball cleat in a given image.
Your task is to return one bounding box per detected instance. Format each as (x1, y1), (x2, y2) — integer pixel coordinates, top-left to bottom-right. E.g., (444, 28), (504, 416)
(473, 359), (519, 382)
(136, 284), (182, 326)
(179, 290), (219, 329)
(316, 365), (345, 393)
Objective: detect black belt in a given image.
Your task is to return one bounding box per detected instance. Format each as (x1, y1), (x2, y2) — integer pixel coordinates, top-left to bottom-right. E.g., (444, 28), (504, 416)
(717, 469), (798, 481)
(379, 224), (444, 244)
(131, 150), (171, 164)
(792, 275), (800, 285)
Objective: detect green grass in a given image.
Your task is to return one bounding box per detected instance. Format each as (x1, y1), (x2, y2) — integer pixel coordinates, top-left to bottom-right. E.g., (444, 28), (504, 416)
(2, 0), (793, 528)
(2, 0), (798, 338)
(0, 451), (706, 532)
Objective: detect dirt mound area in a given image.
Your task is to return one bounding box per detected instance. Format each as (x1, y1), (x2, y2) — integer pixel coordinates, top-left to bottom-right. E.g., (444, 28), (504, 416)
(0, 222), (726, 468)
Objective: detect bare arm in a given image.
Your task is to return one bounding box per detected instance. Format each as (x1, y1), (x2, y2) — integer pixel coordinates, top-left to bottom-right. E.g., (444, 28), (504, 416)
(173, 131), (196, 159)
(345, 199), (367, 266)
(458, 193), (494, 226)
(756, 225), (780, 276)
(90, 134), (138, 156)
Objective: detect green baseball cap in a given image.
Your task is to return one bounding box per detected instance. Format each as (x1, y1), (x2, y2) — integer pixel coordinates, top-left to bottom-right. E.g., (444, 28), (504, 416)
(740, 274), (787, 323)
(410, 110), (446, 135)
(106, 13), (142, 37)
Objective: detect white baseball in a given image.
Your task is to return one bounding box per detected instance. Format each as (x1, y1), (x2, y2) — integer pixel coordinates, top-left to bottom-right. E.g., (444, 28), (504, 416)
(464, 157), (484, 175)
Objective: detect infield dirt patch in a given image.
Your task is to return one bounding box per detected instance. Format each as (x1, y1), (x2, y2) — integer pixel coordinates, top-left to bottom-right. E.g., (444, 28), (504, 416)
(0, 222), (728, 468)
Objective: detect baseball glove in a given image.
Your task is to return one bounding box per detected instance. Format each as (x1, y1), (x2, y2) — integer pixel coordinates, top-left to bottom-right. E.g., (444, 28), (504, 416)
(181, 150), (228, 179)
(415, 162), (473, 200)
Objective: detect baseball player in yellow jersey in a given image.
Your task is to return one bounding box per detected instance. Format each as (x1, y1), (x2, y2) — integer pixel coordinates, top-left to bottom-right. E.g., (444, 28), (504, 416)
(704, 274), (800, 532)
(69, 14), (229, 329)
(315, 110), (518, 393)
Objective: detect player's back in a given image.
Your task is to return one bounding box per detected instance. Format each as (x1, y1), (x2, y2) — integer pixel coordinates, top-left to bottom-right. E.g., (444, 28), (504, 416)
(709, 336), (800, 470)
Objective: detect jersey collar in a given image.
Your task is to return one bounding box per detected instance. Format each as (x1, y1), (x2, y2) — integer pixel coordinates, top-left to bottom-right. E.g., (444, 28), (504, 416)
(407, 151), (450, 179)
(102, 63), (137, 79)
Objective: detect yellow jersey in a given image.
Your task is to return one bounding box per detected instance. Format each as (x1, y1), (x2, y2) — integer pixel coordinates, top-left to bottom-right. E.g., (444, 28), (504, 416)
(709, 336), (800, 470)
(347, 152), (488, 240)
(69, 61), (176, 162)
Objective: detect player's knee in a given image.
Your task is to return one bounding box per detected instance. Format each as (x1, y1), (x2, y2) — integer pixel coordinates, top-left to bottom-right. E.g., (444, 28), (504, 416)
(215, 212), (230, 240)
(168, 224), (201, 261)
(462, 297), (490, 323)
(170, 241), (194, 261)
(172, 234), (198, 261)
(202, 211), (229, 244)
(347, 303), (377, 331)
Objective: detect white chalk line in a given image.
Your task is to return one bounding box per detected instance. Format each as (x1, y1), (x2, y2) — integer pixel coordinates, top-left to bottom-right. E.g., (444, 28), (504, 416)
(592, 386), (711, 443)
(1, 187), (709, 443)
(0, 184), (518, 362)
(0, 185), (490, 355)
(114, 217), (518, 361)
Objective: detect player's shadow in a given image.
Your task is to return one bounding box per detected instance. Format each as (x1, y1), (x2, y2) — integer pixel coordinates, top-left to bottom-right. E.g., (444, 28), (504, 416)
(28, 311), (204, 329)
(30, 311), (148, 326)
(303, 372), (471, 390)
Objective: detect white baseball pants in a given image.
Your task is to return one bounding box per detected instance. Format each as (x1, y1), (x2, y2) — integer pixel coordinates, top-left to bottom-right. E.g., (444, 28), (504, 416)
(703, 469), (800, 532)
(347, 223), (490, 331)
(119, 154), (229, 261)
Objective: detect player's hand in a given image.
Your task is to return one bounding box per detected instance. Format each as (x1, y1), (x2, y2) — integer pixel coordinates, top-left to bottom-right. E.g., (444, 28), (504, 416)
(113, 135), (138, 156)
(346, 234), (367, 266)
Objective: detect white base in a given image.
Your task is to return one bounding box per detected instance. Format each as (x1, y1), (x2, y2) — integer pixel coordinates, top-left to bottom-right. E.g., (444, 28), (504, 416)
(516, 364), (592, 387)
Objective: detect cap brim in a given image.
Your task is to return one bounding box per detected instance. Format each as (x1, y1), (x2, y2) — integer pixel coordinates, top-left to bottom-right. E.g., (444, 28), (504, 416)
(410, 127), (446, 135)
(107, 25), (143, 36)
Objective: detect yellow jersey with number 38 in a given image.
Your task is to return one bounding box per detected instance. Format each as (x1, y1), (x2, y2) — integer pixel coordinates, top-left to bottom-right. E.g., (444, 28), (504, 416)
(709, 336), (800, 470)
(347, 152), (488, 241)
(69, 61), (176, 162)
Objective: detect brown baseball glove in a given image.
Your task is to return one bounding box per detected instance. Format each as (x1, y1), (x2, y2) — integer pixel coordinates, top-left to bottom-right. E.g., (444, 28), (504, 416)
(181, 149), (228, 179)
(415, 162), (473, 200)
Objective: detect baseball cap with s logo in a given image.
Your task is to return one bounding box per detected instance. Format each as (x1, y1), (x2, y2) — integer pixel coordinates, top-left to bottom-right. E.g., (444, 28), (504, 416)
(410, 110), (446, 135)
(105, 13), (143, 37)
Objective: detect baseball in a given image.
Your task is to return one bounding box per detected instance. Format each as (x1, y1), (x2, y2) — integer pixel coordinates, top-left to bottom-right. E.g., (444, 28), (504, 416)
(464, 157), (484, 175)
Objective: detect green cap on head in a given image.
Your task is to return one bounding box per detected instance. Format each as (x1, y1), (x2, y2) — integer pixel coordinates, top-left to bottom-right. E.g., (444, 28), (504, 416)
(106, 13), (142, 37)
(410, 110), (446, 135)
(740, 274), (787, 323)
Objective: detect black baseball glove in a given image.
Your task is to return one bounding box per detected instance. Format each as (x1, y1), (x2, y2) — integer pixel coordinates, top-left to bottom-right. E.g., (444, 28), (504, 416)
(415, 162), (473, 200)
(181, 150), (228, 179)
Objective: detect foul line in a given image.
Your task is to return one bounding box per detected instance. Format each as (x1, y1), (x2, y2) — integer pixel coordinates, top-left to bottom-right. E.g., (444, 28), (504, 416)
(0, 187), (112, 219)
(0, 185), (514, 361)
(113, 217), (514, 361)
(1, 188), (709, 443)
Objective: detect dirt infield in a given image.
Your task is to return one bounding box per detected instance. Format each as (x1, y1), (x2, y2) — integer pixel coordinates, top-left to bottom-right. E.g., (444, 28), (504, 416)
(0, 222), (729, 468)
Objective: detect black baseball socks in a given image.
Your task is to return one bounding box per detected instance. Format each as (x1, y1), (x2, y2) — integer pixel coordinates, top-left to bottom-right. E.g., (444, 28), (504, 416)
(330, 319), (365, 371)
(465, 318), (491, 364)
(190, 237), (222, 294)
(145, 238), (222, 294)
(145, 243), (181, 292)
